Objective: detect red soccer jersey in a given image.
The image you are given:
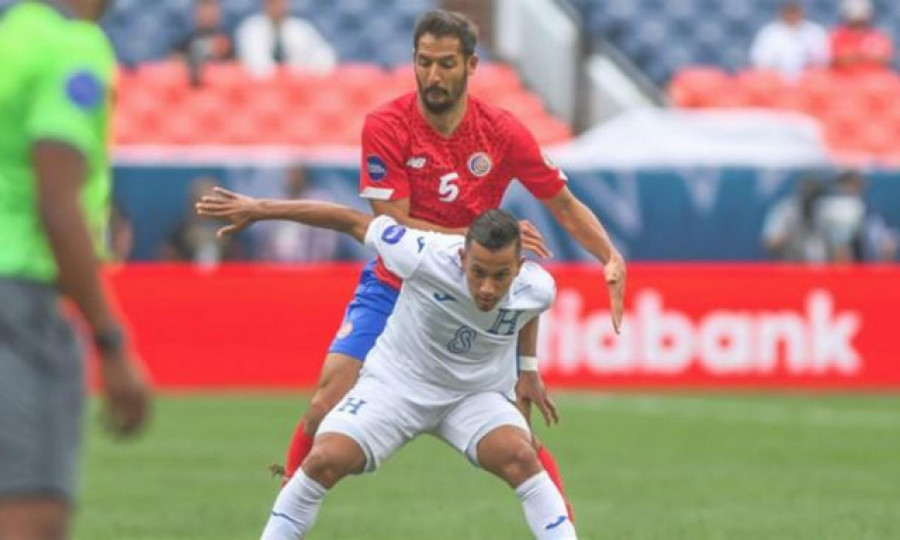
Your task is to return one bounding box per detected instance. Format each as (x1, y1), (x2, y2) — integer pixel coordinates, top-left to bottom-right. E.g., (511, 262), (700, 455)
(359, 92), (568, 288)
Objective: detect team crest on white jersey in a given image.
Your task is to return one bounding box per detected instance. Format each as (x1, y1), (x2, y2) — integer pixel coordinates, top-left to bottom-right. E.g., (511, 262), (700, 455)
(405, 157), (427, 169)
(467, 152), (492, 177)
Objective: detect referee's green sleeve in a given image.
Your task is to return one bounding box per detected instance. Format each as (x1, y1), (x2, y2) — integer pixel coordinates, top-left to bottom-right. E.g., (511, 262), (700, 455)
(26, 29), (113, 155)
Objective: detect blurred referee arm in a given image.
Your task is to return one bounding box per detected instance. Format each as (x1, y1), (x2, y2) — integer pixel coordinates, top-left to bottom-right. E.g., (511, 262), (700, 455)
(196, 187), (373, 243)
(33, 141), (150, 436)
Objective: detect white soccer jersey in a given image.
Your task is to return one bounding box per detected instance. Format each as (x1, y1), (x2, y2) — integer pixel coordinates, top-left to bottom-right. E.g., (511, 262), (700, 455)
(362, 215), (556, 395)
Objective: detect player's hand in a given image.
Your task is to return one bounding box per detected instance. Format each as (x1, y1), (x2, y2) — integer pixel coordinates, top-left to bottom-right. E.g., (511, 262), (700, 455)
(519, 220), (552, 259)
(194, 187), (260, 237)
(515, 370), (559, 427)
(99, 348), (152, 438)
(605, 252), (626, 334)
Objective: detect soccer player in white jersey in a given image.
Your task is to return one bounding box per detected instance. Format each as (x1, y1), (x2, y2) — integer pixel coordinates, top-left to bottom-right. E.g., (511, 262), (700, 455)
(197, 188), (577, 539)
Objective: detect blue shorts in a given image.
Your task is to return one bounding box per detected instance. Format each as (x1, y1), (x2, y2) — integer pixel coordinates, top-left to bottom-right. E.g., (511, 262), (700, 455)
(328, 260), (399, 362)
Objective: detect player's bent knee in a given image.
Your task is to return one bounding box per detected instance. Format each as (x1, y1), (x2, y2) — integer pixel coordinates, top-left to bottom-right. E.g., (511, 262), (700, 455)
(479, 437), (542, 489)
(301, 447), (347, 488)
(500, 443), (542, 485)
(301, 434), (366, 488)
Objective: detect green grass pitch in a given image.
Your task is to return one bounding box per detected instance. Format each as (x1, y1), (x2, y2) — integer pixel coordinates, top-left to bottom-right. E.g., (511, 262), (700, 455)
(72, 393), (900, 539)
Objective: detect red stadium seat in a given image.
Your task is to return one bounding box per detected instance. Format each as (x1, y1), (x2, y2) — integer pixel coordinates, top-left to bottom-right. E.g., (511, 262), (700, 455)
(734, 69), (788, 108)
(134, 61), (190, 97)
(528, 116), (573, 145)
(111, 60), (572, 146)
(855, 71), (900, 114)
(668, 67), (731, 108)
(471, 63), (523, 95)
(388, 64), (417, 93)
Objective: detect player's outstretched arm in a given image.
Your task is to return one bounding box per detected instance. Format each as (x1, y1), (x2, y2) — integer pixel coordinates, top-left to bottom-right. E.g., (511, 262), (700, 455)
(541, 187), (626, 333)
(196, 187), (372, 243)
(370, 199), (551, 258)
(370, 198), (466, 234)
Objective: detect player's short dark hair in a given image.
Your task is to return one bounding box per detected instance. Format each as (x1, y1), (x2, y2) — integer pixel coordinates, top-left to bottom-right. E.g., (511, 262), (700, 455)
(465, 210), (521, 254)
(413, 10), (478, 57)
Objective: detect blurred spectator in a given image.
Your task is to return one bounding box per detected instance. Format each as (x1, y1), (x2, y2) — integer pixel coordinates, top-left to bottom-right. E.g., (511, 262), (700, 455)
(830, 0), (893, 73)
(161, 176), (240, 266)
(108, 202), (134, 263)
(750, 1), (829, 78)
(761, 175), (828, 262)
(236, 0), (337, 77)
(173, 0), (233, 85)
(817, 170), (898, 262)
(255, 165), (340, 262)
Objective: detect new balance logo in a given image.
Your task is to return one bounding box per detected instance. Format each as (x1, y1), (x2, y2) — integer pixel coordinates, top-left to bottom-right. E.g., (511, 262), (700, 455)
(545, 516), (568, 530)
(434, 292), (456, 302)
(405, 157), (427, 169)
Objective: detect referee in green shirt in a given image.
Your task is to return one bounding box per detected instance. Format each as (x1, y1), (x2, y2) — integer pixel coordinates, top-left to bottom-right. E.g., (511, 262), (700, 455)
(0, 1), (151, 537)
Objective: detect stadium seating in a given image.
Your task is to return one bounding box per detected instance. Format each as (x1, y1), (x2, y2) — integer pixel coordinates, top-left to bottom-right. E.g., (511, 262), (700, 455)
(101, 0), (436, 66)
(570, 0), (900, 85)
(113, 62), (572, 146)
(670, 67), (900, 160)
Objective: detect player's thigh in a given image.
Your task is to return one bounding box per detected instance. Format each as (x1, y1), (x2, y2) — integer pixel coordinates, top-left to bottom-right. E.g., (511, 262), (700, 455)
(0, 499), (69, 540)
(305, 353), (363, 425)
(316, 374), (423, 473)
(435, 392), (531, 469)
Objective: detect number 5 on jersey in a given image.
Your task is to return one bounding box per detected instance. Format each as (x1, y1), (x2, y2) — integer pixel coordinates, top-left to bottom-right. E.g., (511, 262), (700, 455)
(438, 172), (460, 202)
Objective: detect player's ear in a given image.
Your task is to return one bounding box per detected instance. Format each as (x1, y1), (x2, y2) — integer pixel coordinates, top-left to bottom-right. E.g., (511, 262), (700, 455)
(467, 53), (479, 73)
(459, 248), (467, 266)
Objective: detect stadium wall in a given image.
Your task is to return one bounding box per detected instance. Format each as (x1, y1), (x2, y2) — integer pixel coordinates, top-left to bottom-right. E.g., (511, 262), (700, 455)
(100, 264), (900, 391)
(114, 163), (900, 262)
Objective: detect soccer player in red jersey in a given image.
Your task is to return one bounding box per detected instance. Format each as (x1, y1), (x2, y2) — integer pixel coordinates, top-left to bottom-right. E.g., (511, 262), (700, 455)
(276, 10), (626, 520)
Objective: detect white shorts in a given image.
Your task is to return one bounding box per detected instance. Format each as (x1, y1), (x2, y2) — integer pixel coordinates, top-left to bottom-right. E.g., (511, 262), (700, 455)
(317, 372), (530, 472)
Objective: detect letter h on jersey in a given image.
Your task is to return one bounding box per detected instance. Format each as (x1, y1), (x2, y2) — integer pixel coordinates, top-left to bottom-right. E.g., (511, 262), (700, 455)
(337, 397), (367, 415)
(488, 309), (523, 336)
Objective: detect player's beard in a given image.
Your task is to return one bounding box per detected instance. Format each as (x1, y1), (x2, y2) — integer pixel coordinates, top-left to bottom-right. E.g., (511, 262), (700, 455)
(418, 70), (468, 115)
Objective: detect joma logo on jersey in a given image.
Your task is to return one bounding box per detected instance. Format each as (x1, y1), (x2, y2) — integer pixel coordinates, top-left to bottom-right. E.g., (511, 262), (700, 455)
(405, 157), (427, 169)
(467, 152), (492, 177)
